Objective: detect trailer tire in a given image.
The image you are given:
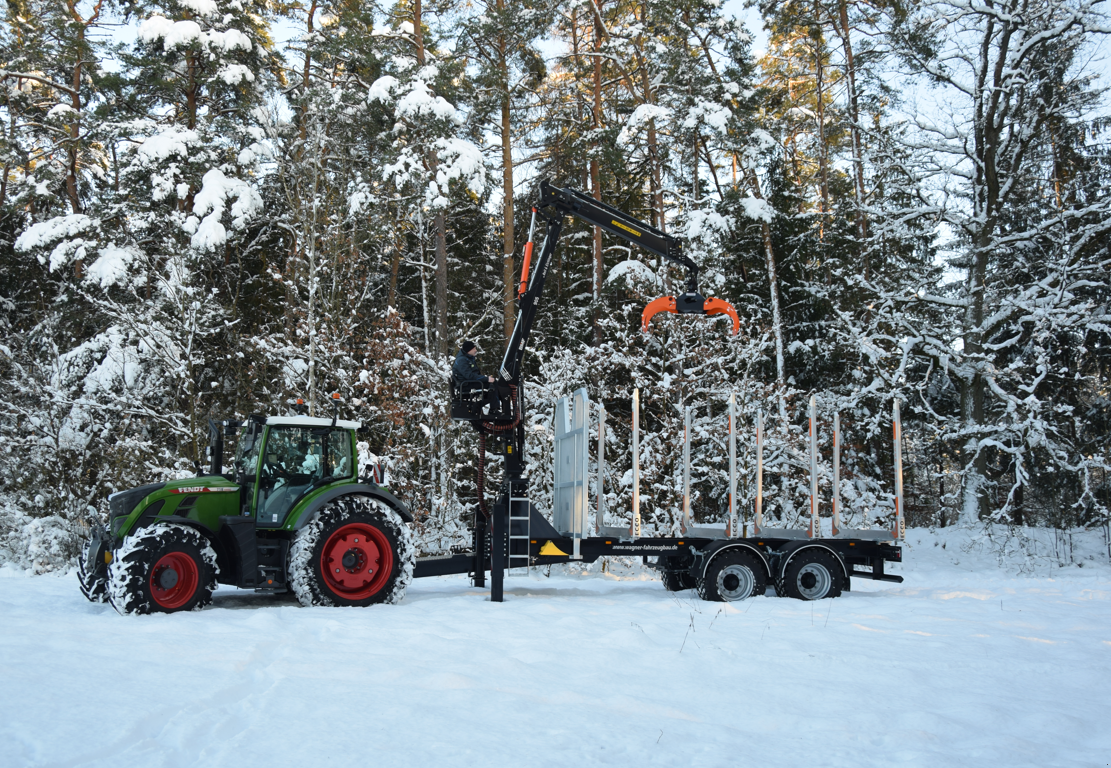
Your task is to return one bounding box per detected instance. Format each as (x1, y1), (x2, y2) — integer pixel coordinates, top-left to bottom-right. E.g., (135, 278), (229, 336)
(778, 548), (843, 600)
(659, 555), (696, 592)
(107, 524), (219, 615)
(662, 570), (697, 592)
(289, 495), (414, 607)
(698, 549), (767, 601)
(78, 536), (109, 604)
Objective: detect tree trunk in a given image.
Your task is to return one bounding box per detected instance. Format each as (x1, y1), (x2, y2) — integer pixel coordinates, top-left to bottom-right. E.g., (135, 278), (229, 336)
(747, 170), (789, 423)
(498, 7), (516, 341)
(835, 0), (869, 275)
(591, 3), (604, 346)
(414, 0), (449, 358)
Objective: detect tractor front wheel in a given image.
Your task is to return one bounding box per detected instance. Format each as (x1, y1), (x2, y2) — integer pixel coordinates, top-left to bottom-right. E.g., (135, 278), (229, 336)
(78, 535), (109, 603)
(107, 524), (219, 615)
(288, 495), (414, 607)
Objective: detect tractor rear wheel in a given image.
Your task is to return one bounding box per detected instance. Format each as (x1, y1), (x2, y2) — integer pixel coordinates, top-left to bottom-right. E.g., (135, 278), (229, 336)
(78, 535), (109, 603)
(107, 524), (219, 615)
(288, 495), (414, 607)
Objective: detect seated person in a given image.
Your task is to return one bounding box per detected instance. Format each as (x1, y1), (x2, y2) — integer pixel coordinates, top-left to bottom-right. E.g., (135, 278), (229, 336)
(453, 340), (501, 413)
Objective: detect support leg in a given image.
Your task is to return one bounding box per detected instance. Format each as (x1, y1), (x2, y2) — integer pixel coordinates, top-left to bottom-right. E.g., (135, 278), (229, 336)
(491, 492), (506, 602)
(472, 513), (486, 588)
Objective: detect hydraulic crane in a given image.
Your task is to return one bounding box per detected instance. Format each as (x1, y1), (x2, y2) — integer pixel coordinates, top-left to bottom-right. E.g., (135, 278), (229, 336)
(449, 180), (741, 600)
(435, 179), (903, 603)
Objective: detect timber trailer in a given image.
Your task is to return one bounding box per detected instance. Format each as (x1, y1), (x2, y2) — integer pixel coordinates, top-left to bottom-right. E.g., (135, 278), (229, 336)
(433, 179), (905, 602)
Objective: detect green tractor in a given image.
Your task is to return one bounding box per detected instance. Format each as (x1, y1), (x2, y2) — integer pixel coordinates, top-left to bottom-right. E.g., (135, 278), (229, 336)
(79, 408), (415, 614)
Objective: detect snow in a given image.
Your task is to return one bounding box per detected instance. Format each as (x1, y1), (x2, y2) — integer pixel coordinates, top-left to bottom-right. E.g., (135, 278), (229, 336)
(138, 16), (203, 49)
(85, 245), (140, 289)
(189, 169), (263, 251)
(135, 127), (200, 164)
(367, 75), (399, 102)
(180, 0), (219, 16)
(217, 64), (255, 84)
(14, 214), (95, 253)
(396, 80), (461, 124)
(606, 258), (659, 287)
(740, 194), (775, 223)
(138, 16), (252, 52)
(1, 527), (1109, 766)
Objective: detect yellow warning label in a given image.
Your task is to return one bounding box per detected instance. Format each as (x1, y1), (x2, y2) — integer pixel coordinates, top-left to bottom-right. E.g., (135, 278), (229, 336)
(539, 541), (569, 556)
(611, 220), (641, 238)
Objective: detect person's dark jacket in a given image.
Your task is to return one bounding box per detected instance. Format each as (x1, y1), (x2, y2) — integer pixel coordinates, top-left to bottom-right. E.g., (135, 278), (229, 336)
(452, 350), (486, 384)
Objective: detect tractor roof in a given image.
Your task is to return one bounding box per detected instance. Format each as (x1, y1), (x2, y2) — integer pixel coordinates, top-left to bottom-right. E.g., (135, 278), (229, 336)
(265, 416), (362, 430)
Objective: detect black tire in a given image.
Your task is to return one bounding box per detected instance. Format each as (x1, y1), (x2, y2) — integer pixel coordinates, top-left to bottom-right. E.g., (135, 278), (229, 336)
(78, 536), (109, 604)
(697, 549), (767, 601)
(777, 548), (844, 601)
(289, 495), (414, 607)
(658, 555), (697, 592)
(107, 524), (219, 615)
(662, 571), (697, 592)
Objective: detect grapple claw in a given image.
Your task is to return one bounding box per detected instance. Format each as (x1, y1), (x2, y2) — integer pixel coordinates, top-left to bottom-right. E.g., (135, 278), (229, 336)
(640, 296), (676, 332)
(641, 294), (740, 334)
(703, 297), (740, 334)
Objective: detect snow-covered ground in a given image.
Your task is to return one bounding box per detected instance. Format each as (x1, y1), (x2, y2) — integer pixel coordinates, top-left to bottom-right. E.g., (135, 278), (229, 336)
(2, 527), (1110, 768)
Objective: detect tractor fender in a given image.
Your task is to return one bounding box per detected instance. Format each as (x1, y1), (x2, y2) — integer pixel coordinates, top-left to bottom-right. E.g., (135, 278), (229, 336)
(774, 541), (848, 582)
(695, 541), (771, 583)
(138, 515), (226, 559)
(291, 484), (414, 530)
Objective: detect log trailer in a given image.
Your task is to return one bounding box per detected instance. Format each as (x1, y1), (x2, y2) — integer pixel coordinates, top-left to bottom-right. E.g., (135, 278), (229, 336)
(432, 180), (905, 602)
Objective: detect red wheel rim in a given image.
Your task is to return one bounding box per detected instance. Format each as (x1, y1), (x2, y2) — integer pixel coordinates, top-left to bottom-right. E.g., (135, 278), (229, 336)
(320, 523), (393, 600)
(150, 552), (200, 610)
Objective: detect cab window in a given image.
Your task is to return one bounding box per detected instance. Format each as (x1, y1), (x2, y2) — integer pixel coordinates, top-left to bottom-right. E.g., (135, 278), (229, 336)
(256, 427), (352, 525)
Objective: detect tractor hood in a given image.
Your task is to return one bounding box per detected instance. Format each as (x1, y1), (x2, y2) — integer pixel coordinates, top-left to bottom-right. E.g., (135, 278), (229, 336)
(108, 483), (166, 521)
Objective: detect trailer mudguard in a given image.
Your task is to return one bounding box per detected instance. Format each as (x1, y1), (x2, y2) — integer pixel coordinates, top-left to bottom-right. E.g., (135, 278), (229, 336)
(774, 540), (849, 585)
(290, 484), (414, 530)
(696, 541), (772, 583)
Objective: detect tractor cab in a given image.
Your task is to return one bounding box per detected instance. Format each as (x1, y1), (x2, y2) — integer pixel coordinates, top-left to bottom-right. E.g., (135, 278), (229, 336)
(245, 417), (357, 527)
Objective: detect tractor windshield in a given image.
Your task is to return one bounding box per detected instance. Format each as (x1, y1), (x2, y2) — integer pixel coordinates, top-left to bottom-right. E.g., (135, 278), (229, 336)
(256, 427), (353, 526)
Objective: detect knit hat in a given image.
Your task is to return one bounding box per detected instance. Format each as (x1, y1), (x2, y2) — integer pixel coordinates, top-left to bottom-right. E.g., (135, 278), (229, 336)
(462, 340), (477, 353)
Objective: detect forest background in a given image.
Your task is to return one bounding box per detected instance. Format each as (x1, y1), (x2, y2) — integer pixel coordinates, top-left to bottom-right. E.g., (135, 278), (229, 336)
(1, 0), (1109, 571)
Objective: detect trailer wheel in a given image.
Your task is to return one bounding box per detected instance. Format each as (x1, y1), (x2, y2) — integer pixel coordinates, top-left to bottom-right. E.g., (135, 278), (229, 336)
(661, 571), (697, 592)
(289, 495), (414, 607)
(698, 550), (767, 601)
(778, 549), (843, 601)
(659, 556), (696, 592)
(107, 524), (219, 615)
(78, 536), (109, 603)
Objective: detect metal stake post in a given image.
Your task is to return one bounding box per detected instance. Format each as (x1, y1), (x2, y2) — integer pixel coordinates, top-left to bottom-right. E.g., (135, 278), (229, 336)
(808, 395), (819, 538)
(596, 403), (606, 533)
(682, 405), (692, 534)
(631, 388), (641, 538)
(832, 412), (842, 536)
(728, 392), (737, 537)
(755, 411), (764, 534)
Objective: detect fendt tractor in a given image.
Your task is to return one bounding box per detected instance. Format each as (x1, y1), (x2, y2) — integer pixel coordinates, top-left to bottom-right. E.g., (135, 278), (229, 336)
(79, 179), (904, 615)
(79, 404), (416, 614)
